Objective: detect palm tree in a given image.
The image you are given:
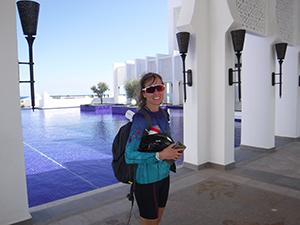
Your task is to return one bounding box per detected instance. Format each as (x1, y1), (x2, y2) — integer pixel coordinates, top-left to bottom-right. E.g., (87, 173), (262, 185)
(91, 82), (109, 104)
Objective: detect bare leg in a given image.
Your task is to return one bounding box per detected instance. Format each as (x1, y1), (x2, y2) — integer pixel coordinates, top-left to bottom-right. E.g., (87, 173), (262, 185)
(141, 217), (159, 225)
(157, 208), (165, 224)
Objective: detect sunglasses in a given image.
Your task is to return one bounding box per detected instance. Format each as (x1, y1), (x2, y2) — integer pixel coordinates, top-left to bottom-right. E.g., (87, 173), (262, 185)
(142, 84), (165, 93)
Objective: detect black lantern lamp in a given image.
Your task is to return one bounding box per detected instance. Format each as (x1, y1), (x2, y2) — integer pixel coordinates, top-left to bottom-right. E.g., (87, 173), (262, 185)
(17, 0), (40, 111)
(272, 43), (288, 98)
(176, 32), (193, 102)
(228, 29), (246, 102)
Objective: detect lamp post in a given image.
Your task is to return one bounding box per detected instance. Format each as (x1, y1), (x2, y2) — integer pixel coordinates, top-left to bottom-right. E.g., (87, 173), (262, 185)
(17, 0), (40, 111)
(228, 29), (246, 102)
(176, 32), (193, 102)
(272, 43), (288, 98)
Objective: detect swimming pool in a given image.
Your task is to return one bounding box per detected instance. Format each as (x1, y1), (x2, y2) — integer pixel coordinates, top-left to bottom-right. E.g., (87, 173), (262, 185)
(21, 107), (183, 207)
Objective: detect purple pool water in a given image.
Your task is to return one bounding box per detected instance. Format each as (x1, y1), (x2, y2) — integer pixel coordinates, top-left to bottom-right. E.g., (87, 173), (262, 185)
(22, 107), (240, 207)
(21, 107), (183, 207)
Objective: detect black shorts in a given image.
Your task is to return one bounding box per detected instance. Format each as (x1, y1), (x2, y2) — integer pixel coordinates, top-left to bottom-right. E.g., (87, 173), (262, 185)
(134, 176), (170, 220)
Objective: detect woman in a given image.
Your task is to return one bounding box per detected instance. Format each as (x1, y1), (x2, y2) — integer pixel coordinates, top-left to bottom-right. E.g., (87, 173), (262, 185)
(125, 72), (183, 225)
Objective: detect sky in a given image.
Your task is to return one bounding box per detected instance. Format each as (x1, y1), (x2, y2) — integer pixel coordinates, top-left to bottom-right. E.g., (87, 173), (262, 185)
(17, 0), (168, 97)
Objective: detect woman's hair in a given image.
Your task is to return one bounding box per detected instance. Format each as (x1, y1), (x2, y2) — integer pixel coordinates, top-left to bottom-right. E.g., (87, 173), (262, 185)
(138, 72), (164, 108)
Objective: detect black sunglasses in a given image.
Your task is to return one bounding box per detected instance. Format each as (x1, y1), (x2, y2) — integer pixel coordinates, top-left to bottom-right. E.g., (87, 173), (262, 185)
(142, 84), (165, 93)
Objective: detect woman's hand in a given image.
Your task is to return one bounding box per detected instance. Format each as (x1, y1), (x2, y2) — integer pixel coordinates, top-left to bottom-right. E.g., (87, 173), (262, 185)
(158, 143), (183, 160)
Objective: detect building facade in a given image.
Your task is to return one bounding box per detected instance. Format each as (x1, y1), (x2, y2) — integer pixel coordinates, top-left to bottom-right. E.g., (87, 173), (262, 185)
(1, 0), (300, 224)
(113, 53), (184, 105)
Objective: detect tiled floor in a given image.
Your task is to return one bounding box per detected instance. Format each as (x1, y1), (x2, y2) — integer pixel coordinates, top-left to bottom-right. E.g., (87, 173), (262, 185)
(29, 138), (300, 225)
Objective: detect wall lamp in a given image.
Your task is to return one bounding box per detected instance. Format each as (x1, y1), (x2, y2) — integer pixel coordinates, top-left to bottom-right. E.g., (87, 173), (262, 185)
(228, 29), (246, 102)
(176, 32), (192, 102)
(272, 43), (288, 98)
(17, 0), (40, 111)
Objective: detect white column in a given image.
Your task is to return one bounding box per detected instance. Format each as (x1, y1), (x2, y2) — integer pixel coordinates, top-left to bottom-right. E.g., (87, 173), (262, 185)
(146, 56), (157, 73)
(242, 34), (275, 148)
(172, 55), (182, 105)
(177, 0), (208, 166)
(298, 57), (300, 136)
(207, 0), (235, 166)
(135, 59), (146, 78)
(275, 46), (300, 138)
(176, 0), (235, 167)
(0, 0), (31, 224)
(113, 64), (119, 103)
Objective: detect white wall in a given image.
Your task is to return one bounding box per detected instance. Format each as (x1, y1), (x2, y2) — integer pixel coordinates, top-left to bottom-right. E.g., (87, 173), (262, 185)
(125, 61), (136, 80)
(298, 52), (300, 136)
(40, 93), (94, 108)
(157, 55), (173, 83)
(168, 0), (182, 54)
(242, 34), (275, 148)
(172, 54), (183, 105)
(0, 1), (31, 224)
(275, 46), (300, 137)
(146, 56), (157, 72)
(113, 63), (126, 103)
(135, 59), (146, 78)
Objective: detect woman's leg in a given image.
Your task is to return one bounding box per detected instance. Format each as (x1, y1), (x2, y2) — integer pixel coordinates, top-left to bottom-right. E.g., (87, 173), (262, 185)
(157, 207), (165, 224)
(136, 177), (170, 225)
(135, 182), (159, 225)
(141, 217), (159, 225)
(157, 177), (170, 224)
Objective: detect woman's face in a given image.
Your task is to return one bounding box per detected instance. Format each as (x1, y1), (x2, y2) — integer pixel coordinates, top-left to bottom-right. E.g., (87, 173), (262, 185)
(142, 77), (165, 108)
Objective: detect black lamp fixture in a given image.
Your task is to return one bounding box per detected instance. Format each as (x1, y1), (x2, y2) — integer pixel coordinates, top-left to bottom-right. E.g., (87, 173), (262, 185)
(17, 0), (40, 111)
(176, 32), (193, 102)
(228, 29), (246, 102)
(272, 43), (288, 98)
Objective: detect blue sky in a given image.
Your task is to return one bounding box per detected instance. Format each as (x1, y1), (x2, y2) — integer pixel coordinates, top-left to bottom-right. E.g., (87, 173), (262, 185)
(17, 0), (168, 97)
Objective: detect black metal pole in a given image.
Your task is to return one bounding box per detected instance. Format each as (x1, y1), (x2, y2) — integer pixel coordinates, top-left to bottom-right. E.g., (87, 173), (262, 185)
(25, 35), (36, 111)
(236, 52), (242, 101)
(279, 59), (283, 98)
(181, 53), (187, 102)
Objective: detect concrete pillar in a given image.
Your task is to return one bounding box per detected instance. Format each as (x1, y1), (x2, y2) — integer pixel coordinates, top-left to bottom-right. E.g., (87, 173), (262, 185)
(172, 54), (182, 105)
(157, 55), (173, 83)
(298, 54), (300, 136)
(207, 0), (235, 166)
(146, 56), (157, 73)
(135, 59), (146, 78)
(275, 46), (300, 138)
(241, 34), (275, 149)
(0, 0), (31, 224)
(176, 0), (209, 166)
(176, 0), (234, 167)
(125, 61), (136, 80)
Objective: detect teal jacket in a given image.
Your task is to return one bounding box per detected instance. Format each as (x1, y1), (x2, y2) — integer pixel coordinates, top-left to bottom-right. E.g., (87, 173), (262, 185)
(125, 108), (171, 184)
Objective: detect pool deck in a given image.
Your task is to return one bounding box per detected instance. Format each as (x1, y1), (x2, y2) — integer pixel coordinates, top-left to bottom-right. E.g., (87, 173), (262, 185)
(30, 136), (300, 225)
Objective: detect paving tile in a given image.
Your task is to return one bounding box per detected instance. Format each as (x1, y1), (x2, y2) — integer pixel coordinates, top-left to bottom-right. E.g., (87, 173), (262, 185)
(57, 215), (90, 225)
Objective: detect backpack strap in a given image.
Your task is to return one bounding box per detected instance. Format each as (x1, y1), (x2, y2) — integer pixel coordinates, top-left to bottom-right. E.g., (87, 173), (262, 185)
(138, 108), (152, 129)
(160, 108), (170, 122)
(126, 183), (135, 225)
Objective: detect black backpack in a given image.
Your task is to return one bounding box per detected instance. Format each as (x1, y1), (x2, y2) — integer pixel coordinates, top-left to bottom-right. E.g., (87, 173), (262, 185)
(111, 107), (171, 184)
(111, 108), (151, 184)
